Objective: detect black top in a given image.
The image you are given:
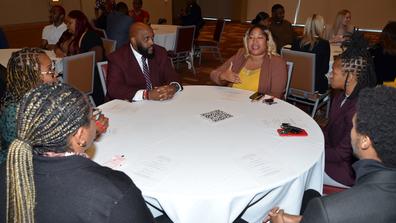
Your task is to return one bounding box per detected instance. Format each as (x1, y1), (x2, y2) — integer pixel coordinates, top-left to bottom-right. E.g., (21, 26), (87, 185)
(0, 155), (155, 223)
(370, 44), (396, 84)
(181, 2), (204, 38)
(80, 30), (104, 56)
(291, 38), (330, 93)
(301, 159), (396, 223)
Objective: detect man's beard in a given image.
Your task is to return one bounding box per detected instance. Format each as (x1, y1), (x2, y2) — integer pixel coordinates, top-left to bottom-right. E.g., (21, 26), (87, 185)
(137, 43), (154, 59)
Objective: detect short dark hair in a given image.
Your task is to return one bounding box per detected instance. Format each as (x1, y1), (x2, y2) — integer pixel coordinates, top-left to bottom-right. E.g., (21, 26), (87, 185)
(356, 86), (396, 167)
(52, 5), (66, 16)
(252, 11), (270, 25)
(116, 2), (128, 13)
(272, 4), (284, 12)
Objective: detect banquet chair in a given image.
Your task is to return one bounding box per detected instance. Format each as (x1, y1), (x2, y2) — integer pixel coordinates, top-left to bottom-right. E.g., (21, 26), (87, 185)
(281, 49), (330, 118)
(167, 25), (196, 75)
(195, 18), (226, 65)
(101, 38), (117, 57)
(285, 61), (294, 100)
(62, 51), (96, 106)
(97, 61), (108, 95)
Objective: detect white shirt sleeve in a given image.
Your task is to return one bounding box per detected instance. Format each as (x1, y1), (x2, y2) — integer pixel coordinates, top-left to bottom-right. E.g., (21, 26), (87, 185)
(132, 89), (145, 101)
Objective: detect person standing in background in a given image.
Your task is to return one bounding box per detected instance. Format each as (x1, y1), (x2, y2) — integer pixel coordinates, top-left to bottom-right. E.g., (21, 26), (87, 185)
(106, 2), (134, 49)
(129, 0), (150, 24)
(269, 4), (295, 53)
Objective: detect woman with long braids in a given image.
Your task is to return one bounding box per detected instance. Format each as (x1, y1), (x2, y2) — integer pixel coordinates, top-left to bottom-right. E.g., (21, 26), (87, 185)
(323, 31), (377, 187)
(0, 48), (58, 163)
(0, 48), (108, 165)
(0, 83), (154, 223)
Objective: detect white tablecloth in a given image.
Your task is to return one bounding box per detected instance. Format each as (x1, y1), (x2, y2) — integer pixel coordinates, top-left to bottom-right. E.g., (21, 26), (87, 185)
(92, 86), (324, 223)
(151, 24), (178, 51)
(0, 48), (58, 68)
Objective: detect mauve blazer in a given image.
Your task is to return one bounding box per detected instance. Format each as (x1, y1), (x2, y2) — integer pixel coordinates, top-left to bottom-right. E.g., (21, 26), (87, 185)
(106, 44), (180, 101)
(323, 91), (358, 186)
(210, 48), (287, 99)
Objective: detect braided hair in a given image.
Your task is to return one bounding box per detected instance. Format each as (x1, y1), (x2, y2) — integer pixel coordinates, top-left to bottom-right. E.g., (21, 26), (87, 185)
(6, 83), (90, 223)
(338, 30), (377, 97)
(2, 48), (46, 106)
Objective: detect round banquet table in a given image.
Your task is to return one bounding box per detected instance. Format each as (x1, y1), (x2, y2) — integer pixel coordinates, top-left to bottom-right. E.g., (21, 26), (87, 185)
(92, 85), (324, 223)
(151, 24), (178, 51)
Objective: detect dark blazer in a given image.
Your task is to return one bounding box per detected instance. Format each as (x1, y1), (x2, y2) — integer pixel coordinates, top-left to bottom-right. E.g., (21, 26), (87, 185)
(0, 155), (155, 223)
(291, 38), (330, 93)
(301, 163), (396, 223)
(106, 44), (181, 101)
(323, 91), (357, 186)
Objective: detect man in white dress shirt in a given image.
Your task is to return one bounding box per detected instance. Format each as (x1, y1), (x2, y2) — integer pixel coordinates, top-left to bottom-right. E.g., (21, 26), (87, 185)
(41, 5), (67, 50)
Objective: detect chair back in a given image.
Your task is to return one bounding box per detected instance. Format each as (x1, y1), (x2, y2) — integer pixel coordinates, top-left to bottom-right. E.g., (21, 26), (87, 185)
(93, 28), (107, 39)
(285, 61), (294, 99)
(281, 49), (316, 94)
(97, 61), (108, 95)
(213, 19), (225, 42)
(62, 51), (95, 94)
(101, 38), (117, 57)
(174, 25), (195, 54)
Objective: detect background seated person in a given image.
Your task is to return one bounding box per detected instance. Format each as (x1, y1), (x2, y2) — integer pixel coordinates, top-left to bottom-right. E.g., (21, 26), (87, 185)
(107, 22), (182, 102)
(0, 83), (155, 223)
(266, 86), (396, 223)
(251, 11), (270, 28)
(55, 10), (105, 105)
(269, 4), (295, 53)
(370, 21), (396, 86)
(325, 9), (353, 44)
(180, 0), (203, 38)
(41, 5), (67, 50)
(210, 24), (287, 99)
(291, 14), (330, 94)
(323, 31), (377, 187)
(129, 0), (150, 24)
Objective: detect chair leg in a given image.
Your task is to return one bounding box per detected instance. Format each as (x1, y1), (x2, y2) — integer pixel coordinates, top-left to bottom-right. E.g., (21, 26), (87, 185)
(311, 100), (320, 118)
(189, 53), (196, 75)
(199, 49), (202, 65)
(216, 48), (223, 62)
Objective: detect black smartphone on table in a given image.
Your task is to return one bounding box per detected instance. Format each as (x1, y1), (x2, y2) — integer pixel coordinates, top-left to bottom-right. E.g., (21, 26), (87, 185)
(249, 92), (264, 101)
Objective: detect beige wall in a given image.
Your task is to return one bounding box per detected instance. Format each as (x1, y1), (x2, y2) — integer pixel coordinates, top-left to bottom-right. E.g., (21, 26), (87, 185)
(0, 0), (50, 26)
(0, 0), (172, 26)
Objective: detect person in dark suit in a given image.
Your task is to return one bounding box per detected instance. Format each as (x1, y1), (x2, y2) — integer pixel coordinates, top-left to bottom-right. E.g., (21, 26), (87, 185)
(291, 14), (330, 94)
(180, 0), (204, 38)
(107, 22), (182, 102)
(266, 86), (396, 223)
(106, 2), (134, 49)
